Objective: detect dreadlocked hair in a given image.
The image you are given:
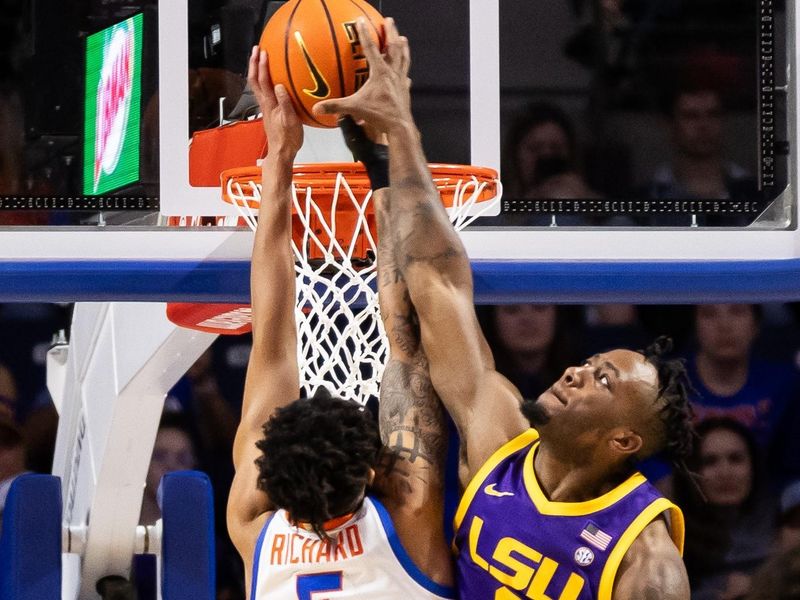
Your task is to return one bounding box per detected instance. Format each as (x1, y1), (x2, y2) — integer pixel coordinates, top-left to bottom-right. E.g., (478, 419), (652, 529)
(639, 336), (697, 474)
(255, 387), (381, 540)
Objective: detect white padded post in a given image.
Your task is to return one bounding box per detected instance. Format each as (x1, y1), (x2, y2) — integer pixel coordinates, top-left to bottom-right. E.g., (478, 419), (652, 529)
(50, 303), (217, 599)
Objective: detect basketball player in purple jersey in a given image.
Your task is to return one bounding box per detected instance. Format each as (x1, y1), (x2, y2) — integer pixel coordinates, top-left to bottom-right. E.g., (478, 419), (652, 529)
(226, 46), (454, 598)
(315, 19), (694, 600)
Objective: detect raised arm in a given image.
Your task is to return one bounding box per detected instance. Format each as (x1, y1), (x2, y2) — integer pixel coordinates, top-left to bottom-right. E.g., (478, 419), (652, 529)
(314, 20), (528, 483)
(337, 117), (451, 583)
(226, 47), (304, 570)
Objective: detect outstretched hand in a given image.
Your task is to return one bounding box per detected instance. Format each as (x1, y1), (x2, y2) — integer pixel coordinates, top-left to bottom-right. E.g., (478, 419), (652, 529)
(248, 47), (303, 158)
(313, 17), (412, 134)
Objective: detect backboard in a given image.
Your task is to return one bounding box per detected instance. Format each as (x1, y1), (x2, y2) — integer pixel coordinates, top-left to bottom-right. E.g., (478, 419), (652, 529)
(1, 0), (800, 303)
(157, 0), (800, 258)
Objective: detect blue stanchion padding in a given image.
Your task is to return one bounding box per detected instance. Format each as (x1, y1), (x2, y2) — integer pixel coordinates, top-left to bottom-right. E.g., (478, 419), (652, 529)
(0, 474), (61, 600)
(158, 471), (215, 600)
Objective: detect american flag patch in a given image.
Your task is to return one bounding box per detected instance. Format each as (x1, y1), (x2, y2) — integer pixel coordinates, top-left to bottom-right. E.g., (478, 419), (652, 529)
(579, 522), (612, 551)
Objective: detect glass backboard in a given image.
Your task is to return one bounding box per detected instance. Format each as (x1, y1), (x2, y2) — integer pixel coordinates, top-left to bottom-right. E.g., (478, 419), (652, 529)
(1, 0), (800, 303)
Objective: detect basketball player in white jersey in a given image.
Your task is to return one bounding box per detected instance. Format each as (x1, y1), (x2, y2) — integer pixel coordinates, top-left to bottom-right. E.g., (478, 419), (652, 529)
(225, 45), (454, 599)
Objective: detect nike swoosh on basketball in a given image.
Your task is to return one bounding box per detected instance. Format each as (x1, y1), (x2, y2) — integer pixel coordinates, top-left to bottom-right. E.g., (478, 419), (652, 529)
(484, 483), (514, 497)
(294, 31), (330, 99)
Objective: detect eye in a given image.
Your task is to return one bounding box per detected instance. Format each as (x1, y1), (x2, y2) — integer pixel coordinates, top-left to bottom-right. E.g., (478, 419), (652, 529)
(599, 374), (610, 387)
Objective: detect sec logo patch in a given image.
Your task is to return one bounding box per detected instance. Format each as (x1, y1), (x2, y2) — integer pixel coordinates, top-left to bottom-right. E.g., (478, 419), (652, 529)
(574, 546), (595, 566)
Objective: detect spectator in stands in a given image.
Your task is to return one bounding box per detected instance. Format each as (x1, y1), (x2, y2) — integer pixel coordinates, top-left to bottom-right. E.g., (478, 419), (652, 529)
(0, 91), (23, 197)
(505, 103), (599, 202)
(685, 304), (799, 484)
(772, 386), (800, 487)
(675, 418), (776, 600)
(744, 545), (800, 600)
(582, 304), (649, 357)
(744, 480), (800, 600)
(0, 404), (28, 537)
(0, 364), (18, 419)
(139, 413), (198, 526)
(779, 480), (800, 551)
(165, 349), (245, 599)
(477, 304), (581, 400)
(164, 348), (238, 523)
(645, 85), (757, 225)
(501, 103), (636, 226)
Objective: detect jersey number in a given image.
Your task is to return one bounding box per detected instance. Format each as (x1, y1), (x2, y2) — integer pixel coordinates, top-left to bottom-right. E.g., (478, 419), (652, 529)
(296, 572), (343, 599)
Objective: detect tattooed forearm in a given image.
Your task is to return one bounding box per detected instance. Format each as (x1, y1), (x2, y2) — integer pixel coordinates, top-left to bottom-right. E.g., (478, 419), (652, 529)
(375, 203), (406, 288)
(391, 202), (468, 271)
(388, 311), (420, 359)
(386, 426), (435, 463)
(375, 447), (413, 497)
(392, 175), (438, 196)
(379, 359), (448, 479)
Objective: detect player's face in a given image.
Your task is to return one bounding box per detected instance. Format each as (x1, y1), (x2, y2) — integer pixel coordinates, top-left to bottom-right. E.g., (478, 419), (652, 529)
(698, 427), (753, 507)
(534, 350), (658, 444)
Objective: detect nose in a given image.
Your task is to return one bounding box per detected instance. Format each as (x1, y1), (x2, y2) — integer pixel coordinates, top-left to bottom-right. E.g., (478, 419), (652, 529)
(563, 365), (587, 387)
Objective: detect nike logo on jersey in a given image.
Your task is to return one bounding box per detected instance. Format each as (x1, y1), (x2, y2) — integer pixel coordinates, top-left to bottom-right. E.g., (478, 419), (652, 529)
(294, 31), (331, 99)
(484, 483), (515, 497)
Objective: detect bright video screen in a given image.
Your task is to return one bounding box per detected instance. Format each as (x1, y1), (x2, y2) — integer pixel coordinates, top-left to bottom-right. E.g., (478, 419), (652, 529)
(83, 13), (143, 196)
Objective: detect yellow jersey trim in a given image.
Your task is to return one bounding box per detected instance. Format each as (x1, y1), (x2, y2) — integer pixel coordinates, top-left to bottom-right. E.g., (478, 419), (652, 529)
(597, 497), (685, 600)
(522, 442), (648, 516)
(453, 429), (539, 533)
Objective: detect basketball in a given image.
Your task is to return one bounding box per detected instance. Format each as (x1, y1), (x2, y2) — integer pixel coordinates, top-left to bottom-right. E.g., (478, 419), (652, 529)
(259, 0), (385, 128)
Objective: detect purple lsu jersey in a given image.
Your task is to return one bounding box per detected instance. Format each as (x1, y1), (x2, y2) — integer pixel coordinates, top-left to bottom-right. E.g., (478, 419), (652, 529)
(454, 430), (684, 600)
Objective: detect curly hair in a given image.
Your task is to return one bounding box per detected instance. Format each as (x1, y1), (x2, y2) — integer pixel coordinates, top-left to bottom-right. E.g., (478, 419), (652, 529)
(639, 336), (697, 470)
(255, 388), (381, 539)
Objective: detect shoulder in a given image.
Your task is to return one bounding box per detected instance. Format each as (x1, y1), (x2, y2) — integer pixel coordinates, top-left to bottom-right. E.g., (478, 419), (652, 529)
(613, 518), (689, 600)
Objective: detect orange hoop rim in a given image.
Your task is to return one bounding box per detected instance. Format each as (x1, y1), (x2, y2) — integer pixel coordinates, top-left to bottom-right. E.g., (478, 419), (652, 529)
(221, 162), (499, 210)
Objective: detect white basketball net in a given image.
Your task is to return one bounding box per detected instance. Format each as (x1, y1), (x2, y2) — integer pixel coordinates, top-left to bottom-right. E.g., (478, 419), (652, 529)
(226, 170), (500, 405)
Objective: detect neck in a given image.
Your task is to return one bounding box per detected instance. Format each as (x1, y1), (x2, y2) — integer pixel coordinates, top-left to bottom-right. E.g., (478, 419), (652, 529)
(533, 441), (628, 502)
(293, 511), (357, 532)
(673, 153), (726, 197)
(696, 353), (748, 396)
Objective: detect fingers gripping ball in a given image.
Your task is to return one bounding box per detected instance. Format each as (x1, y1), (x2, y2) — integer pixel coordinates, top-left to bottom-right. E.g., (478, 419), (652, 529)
(260, 0), (385, 128)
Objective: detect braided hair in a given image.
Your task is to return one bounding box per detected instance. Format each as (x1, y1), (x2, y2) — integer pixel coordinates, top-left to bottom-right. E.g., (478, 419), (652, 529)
(639, 336), (697, 473)
(255, 388), (382, 540)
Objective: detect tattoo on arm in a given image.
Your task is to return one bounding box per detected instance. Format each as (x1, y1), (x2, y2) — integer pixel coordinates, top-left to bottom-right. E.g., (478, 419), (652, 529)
(394, 204), (467, 272)
(376, 205), (406, 289)
(376, 357), (448, 492)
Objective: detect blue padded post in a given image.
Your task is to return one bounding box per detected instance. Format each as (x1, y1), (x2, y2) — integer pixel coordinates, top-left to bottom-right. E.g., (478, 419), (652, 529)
(0, 474), (62, 600)
(158, 470), (215, 600)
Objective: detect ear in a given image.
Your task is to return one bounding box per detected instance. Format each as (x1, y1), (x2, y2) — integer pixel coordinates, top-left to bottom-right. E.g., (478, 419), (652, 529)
(609, 429), (643, 456)
(366, 467), (376, 486)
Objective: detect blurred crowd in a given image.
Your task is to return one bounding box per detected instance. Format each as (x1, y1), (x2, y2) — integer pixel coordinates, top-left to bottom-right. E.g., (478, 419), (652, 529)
(498, 82), (761, 227)
(2, 301), (800, 599)
(493, 0), (771, 227)
(0, 0), (782, 228)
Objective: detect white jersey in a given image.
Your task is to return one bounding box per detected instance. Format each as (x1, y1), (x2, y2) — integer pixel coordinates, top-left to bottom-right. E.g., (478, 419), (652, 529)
(250, 496), (454, 600)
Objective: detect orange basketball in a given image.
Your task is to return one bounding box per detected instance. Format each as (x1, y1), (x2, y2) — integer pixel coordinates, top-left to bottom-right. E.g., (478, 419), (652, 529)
(259, 0), (385, 128)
